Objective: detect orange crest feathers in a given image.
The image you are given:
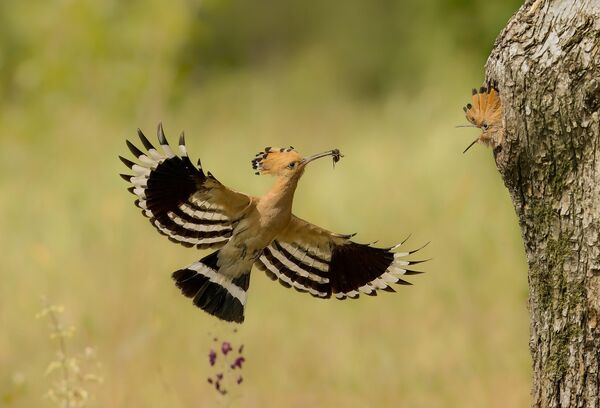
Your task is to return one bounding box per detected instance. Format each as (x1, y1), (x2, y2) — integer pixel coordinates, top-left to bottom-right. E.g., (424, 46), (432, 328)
(463, 81), (502, 130)
(461, 80), (504, 153)
(251, 146), (302, 175)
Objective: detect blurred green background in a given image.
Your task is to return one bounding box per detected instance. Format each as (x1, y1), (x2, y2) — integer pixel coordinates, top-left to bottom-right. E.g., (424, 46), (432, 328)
(0, 0), (529, 406)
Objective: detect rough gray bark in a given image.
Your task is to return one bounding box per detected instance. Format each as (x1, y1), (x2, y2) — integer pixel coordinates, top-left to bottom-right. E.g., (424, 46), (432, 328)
(485, 0), (600, 406)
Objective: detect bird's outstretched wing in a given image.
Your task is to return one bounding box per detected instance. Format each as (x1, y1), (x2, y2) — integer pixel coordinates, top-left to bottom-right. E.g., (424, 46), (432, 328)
(256, 215), (426, 299)
(119, 123), (251, 249)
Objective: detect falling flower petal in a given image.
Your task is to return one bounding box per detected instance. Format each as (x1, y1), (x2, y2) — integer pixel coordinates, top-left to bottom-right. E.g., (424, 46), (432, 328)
(215, 380), (228, 395)
(231, 356), (245, 369)
(221, 342), (232, 355)
(208, 349), (217, 366)
(206, 337), (245, 397)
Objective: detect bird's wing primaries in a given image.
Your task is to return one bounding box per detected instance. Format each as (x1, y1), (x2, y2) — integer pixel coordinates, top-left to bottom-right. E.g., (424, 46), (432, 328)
(255, 215), (425, 299)
(119, 123), (251, 249)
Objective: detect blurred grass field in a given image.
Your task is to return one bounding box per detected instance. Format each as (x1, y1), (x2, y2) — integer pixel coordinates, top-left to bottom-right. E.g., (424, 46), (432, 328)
(0, 0), (529, 406)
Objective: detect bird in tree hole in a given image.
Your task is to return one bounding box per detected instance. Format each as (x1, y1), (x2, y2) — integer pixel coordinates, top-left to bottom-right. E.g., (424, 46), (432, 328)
(461, 81), (504, 153)
(119, 124), (426, 323)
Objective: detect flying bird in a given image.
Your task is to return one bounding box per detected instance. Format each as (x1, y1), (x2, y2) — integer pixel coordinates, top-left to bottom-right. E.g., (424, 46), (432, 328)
(461, 81), (504, 153)
(119, 124), (425, 323)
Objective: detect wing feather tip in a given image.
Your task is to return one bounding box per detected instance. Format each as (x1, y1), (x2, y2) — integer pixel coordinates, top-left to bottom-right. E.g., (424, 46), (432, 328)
(119, 155), (135, 168)
(396, 279), (413, 286)
(404, 259), (431, 267)
(157, 122), (168, 145)
(409, 241), (430, 255)
(403, 269), (425, 276)
(137, 128), (156, 151)
(126, 140), (144, 158)
(178, 131), (188, 156)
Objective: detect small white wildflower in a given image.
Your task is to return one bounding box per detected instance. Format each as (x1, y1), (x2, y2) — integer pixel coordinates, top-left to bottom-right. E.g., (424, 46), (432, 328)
(45, 361), (62, 376)
(38, 300), (103, 408)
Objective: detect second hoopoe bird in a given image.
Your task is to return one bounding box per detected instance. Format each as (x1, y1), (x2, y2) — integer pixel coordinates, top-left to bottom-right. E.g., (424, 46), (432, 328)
(461, 81), (504, 153)
(120, 124), (425, 323)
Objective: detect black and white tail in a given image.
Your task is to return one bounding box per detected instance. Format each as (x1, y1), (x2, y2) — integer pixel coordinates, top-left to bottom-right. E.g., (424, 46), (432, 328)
(172, 251), (250, 323)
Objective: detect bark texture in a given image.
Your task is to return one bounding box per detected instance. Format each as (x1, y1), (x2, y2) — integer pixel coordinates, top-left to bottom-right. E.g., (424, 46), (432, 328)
(485, 0), (600, 406)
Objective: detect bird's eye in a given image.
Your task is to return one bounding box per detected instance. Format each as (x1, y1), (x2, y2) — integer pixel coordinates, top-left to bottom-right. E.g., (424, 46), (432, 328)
(482, 122), (489, 130)
(287, 161), (296, 169)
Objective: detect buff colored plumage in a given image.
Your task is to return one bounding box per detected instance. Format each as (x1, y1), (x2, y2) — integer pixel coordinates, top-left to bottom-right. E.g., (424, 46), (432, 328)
(120, 124), (425, 323)
(462, 81), (504, 153)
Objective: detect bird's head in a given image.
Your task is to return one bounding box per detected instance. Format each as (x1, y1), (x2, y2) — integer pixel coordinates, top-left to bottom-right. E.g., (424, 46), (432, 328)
(251, 147), (343, 178)
(461, 82), (504, 153)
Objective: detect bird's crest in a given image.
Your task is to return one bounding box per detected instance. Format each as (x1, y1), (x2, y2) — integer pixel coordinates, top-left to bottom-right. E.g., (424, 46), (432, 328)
(463, 81), (502, 128)
(461, 81), (503, 153)
(251, 146), (302, 175)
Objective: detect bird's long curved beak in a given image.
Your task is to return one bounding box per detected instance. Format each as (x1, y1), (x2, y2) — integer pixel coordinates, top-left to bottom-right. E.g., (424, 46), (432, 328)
(463, 137), (480, 154)
(301, 149), (344, 166)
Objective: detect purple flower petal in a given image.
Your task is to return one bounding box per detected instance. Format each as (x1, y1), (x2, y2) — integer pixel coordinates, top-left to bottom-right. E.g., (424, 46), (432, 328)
(215, 380), (228, 395)
(231, 356), (246, 369)
(221, 341), (232, 355)
(208, 349), (217, 366)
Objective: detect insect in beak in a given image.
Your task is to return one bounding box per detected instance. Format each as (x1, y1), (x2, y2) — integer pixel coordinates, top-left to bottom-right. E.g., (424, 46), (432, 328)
(302, 149), (344, 167)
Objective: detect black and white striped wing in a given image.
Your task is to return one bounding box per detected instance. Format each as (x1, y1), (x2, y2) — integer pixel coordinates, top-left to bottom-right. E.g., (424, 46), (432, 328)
(119, 123), (251, 249)
(256, 215), (425, 299)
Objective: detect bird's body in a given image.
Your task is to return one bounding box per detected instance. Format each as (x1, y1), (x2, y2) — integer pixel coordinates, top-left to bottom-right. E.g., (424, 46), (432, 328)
(254, 176), (297, 243)
(194, 157), (303, 281)
(120, 124), (424, 323)
(213, 189), (294, 280)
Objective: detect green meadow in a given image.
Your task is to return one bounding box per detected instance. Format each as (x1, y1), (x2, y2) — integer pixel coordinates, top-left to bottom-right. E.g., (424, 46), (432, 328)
(0, 0), (529, 406)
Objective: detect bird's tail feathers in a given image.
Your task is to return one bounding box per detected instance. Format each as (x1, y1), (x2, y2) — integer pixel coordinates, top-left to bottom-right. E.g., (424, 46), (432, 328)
(172, 251), (250, 323)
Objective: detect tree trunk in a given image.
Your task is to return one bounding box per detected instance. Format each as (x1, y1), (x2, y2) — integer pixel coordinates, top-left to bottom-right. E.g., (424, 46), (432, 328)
(485, 0), (600, 406)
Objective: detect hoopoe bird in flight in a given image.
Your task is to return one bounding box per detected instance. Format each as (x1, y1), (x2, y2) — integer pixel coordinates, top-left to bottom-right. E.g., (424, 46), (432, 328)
(119, 124), (425, 323)
(461, 81), (503, 153)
